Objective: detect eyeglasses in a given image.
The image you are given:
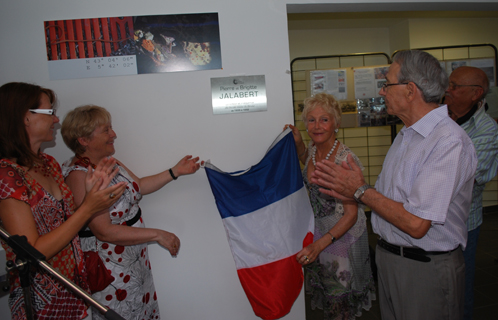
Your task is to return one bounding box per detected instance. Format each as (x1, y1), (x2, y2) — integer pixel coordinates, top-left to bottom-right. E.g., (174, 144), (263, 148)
(29, 109), (56, 116)
(381, 82), (409, 90)
(448, 82), (483, 91)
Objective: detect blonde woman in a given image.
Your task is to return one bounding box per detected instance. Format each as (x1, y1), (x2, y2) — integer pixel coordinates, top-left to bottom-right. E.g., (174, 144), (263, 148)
(284, 93), (375, 320)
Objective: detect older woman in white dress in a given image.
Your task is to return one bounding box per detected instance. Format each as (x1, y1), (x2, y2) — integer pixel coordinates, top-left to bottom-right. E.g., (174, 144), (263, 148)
(61, 105), (203, 320)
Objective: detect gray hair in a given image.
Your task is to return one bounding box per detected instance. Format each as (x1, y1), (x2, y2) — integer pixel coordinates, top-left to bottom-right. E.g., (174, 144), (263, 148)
(393, 50), (448, 103)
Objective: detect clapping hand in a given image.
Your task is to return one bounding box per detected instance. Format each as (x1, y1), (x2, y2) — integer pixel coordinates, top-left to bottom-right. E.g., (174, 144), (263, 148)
(311, 153), (365, 200)
(85, 157), (120, 192)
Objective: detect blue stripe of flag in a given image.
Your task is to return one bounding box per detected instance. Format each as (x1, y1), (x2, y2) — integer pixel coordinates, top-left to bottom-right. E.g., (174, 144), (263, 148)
(205, 130), (303, 219)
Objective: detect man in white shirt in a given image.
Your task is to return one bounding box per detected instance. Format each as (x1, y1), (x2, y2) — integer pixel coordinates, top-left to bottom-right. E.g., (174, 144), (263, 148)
(310, 50), (477, 320)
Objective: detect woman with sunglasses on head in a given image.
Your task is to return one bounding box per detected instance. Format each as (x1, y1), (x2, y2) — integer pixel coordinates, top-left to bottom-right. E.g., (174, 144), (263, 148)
(0, 82), (126, 320)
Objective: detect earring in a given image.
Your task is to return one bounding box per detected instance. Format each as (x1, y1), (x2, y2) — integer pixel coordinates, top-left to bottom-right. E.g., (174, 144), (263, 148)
(334, 129), (338, 133)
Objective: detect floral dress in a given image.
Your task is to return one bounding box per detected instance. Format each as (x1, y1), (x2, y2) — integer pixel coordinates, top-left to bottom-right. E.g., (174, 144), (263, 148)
(62, 160), (160, 320)
(0, 154), (89, 320)
(303, 143), (375, 320)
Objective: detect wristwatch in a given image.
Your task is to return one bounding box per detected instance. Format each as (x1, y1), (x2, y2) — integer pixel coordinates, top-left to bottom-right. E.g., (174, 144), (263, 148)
(353, 184), (372, 203)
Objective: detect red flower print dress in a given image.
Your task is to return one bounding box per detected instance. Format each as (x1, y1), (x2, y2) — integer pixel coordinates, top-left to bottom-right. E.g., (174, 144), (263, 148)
(0, 154), (89, 320)
(62, 160), (160, 320)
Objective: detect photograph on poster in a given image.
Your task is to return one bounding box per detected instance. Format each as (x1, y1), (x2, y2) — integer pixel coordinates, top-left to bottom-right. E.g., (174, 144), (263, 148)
(340, 101), (357, 114)
(310, 69), (347, 100)
(450, 60), (468, 72)
(354, 66), (388, 99)
(370, 97), (387, 126)
(132, 13), (221, 73)
(357, 97), (390, 127)
(374, 66), (388, 80)
(377, 80), (386, 89)
(357, 99), (371, 127)
(44, 13), (221, 80)
(470, 58), (495, 86)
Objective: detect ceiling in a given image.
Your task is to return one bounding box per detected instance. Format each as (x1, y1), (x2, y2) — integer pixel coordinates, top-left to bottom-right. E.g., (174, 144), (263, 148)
(287, 2), (498, 14)
(287, 2), (498, 29)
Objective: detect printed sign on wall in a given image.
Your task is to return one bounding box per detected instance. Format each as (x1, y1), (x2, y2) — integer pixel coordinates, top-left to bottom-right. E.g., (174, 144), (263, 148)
(310, 69), (347, 100)
(211, 75), (267, 115)
(45, 13), (221, 80)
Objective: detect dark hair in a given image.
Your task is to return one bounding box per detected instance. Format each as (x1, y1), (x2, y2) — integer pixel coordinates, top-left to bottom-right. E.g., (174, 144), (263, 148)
(0, 82), (56, 167)
(393, 50), (449, 103)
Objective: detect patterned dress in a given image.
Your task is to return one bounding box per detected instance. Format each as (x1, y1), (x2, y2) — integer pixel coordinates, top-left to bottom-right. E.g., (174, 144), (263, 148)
(62, 160), (160, 320)
(0, 154), (89, 320)
(303, 143), (375, 320)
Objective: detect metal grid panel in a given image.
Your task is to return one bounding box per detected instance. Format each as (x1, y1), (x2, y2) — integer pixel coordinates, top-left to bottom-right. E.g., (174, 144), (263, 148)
(290, 52), (391, 186)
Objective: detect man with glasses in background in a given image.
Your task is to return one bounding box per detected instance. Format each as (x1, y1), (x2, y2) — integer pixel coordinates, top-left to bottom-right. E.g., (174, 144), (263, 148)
(310, 50), (477, 320)
(445, 66), (498, 320)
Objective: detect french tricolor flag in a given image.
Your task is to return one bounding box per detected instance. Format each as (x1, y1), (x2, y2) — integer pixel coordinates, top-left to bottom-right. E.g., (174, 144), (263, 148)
(205, 129), (314, 320)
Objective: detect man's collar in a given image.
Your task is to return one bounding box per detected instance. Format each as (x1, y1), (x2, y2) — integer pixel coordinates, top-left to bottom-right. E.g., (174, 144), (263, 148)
(409, 105), (449, 138)
(455, 98), (485, 125)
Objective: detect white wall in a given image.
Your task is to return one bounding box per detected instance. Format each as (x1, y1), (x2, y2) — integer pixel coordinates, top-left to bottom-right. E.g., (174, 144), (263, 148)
(1, 0), (493, 319)
(0, 1), (299, 319)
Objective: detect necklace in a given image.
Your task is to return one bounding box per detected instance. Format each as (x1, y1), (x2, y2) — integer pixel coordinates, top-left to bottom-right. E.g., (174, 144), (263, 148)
(32, 158), (52, 177)
(312, 139), (338, 166)
(75, 154), (96, 169)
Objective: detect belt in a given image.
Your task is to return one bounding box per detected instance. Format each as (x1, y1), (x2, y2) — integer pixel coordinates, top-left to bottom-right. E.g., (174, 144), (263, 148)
(79, 208), (142, 238)
(377, 238), (457, 263)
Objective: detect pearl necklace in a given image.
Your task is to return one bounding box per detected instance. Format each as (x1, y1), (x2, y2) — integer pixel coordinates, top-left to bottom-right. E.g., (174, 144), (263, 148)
(312, 139), (338, 166)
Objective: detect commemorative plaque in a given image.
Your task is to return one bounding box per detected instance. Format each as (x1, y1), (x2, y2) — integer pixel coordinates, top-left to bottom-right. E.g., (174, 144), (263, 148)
(211, 75), (267, 115)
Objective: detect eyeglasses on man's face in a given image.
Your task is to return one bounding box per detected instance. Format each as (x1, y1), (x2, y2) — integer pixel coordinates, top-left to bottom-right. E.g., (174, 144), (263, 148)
(447, 82), (483, 91)
(380, 82), (409, 91)
(29, 109), (57, 116)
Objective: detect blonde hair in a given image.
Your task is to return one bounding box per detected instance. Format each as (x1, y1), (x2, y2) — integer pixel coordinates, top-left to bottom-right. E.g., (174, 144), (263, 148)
(62, 105), (111, 155)
(301, 92), (341, 127)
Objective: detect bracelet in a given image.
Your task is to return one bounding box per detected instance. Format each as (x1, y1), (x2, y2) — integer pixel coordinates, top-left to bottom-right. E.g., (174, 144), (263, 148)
(327, 232), (336, 243)
(169, 168), (177, 180)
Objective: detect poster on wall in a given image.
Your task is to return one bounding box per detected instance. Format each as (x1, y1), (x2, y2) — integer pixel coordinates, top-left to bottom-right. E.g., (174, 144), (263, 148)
(470, 59), (495, 86)
(357, 97), (390, 127)
(444, 58), (495, 86)
(44, 13), (221, 80)
(446, 60), (470, 74)
(211, 75), (267, 115)
(353, 66), (388, 99)
(310, 69), (347, 100)
(353, 66), (391, 127)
